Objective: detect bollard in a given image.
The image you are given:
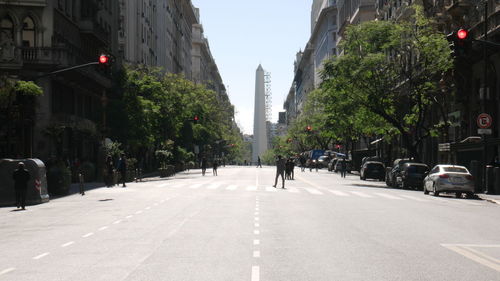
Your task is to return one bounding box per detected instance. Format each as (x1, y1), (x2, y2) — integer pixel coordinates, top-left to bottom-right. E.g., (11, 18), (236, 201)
(78, 173), (85, 196)
(493, 167), (500, 195)
(485, 165), (494, 194)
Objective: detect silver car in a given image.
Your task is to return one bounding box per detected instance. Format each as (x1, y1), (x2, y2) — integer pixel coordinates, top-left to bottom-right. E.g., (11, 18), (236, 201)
(423, 165), (475, 198)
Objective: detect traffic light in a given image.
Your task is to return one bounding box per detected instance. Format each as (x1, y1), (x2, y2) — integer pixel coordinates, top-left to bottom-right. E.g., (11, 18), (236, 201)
(447, 28), (472, 58)
(306, 125), (312, 132)
(193, 115), (199, 124)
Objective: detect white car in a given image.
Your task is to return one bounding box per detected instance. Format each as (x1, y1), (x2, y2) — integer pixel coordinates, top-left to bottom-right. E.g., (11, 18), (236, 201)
(423, 165), (475, 198)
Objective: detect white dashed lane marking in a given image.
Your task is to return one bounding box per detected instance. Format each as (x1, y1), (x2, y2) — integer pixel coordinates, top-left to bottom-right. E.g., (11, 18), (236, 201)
(98, 226), (109, 231)
(254, 239), (260, 245)
(253, 250), (261, 258)
(374, 193), (404, 200)
(82, 232), (94, 238)
(61, 241), (74, 247)
(350, 191), (373, 198)
(328, 190), (349, 196)
(0, 268), (15, 276)
(251, 266), (260, 281)
(247, 185), (257, 191)
(304, 188), (323, 195)
(113, 220), (122, 224)
(226, 184), (237, 190)
(33, 252), (50, 260)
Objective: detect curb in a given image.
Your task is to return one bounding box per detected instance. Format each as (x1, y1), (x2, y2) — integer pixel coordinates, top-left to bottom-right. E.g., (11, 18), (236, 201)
(478, 195), (500, 205)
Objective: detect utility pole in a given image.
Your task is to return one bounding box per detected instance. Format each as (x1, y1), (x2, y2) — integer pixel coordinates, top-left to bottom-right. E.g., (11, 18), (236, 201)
(482, 0), (488, 192)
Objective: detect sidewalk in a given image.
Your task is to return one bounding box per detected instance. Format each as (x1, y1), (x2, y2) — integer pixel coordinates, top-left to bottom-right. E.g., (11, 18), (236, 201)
(477, 193), (500, 205)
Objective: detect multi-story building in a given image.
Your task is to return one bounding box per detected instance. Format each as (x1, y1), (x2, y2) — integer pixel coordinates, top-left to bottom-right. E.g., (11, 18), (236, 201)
(0, 0), (118, 164)
(119, 0), (198, 78)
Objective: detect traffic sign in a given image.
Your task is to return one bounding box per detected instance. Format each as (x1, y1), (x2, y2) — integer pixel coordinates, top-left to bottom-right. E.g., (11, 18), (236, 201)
(478, 129), (492, 135)
(477, 113), (492, 129)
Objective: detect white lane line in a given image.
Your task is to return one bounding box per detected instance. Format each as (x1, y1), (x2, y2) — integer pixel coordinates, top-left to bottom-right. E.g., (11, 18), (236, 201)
(253, 239), (260, 245)
(253, 250), (261, 258)
(189, 183), (203, 189)
(328, 190), (349, 196)
(251, 266), (260, 281)
(247, 185), (257, 191)
(254, 217), (259, 221)
(254, 212), (259, 216)
(154, 203), (159, 206)
(0, 268), (15, 276)
(287, 188), (299, 193)
(135, 210), (143, 214)
(400, 195), (428, 202)
(145, 207), (151, 210)
(160, 199), (166, 203)
(254, 223), (260, 227)
(374, 193), (404, 200)
(442, 244), (500, 273)
(226, 184), (238, 190)
(98, 226), (109, 231)
(126, 215), (133, 219)
(254, 230), (260, 235)
(113, 220), (122, 224)
(33, 252), (50, 260)
(350, 191), (373, 198)
(82, 232), (94, 238)
(304, 188), (323, 195)
(61, 241), (75, 247)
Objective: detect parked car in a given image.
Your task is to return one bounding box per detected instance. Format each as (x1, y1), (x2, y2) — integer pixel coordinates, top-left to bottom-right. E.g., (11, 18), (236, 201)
(397, 162), (429, 190)
(327, 158), (338, 172)
(385, 158), (411, 187)
(317, 155), (330, 169)
(334, 159), (352, 173)
(423, 165), (475, 198)
(360, 161), (385, 181)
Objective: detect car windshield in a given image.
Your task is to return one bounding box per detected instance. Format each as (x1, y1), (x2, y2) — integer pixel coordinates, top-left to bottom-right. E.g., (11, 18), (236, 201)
(443, 167), (468, 173)
(367, 163), (383, 169)
(407, 165), (428, 173)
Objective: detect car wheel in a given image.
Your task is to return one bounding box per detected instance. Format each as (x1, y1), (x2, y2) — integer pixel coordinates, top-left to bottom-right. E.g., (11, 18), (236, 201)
(433, 183), (439, 197)
(455, 192), (462, 198)
(423, 183), (429, 195)
(466, 192), (474, 199)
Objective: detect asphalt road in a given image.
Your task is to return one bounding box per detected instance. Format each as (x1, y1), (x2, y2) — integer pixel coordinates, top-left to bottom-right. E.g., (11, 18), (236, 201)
(1, 166), (500, 281)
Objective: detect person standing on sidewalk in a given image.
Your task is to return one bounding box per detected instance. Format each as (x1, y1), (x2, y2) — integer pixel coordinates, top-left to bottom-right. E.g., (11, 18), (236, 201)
(273, 155), (286, 189)
(213, 159), (218, 176)
(105, 155), (114, 187)
(12, 162), (30, 210)
(257, 156), (262, 168)
(117, 154), (127, 187)
(201, 157), (207, 176)
(339, 157), (347, 178)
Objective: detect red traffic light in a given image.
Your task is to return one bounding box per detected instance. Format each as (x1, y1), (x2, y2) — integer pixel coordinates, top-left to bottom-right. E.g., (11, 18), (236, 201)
(457, 29), (468, 40)
(306, 126), (312, 131)
(99, 54), (110, 64)
(194, 115), (199, 121)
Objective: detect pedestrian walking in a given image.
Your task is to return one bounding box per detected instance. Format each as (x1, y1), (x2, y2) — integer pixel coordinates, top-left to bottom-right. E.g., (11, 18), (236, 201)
(285, 158), (292, 180)
(257, 156), (262, 168)
(117, 154), (127, 187)
(213, 159), (218, 176)
(105, 155), (114, 187)
(300, 156), (306, 172)
(273, 155), (286, 189)
(289, 158), (295, 180)
(340, 157), (347, 178)
(12, 162), (30, 210)
(201, 157), (207, 176)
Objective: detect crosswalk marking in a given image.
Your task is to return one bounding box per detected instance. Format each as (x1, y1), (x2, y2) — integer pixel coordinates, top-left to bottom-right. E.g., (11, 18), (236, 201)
(287, 188), (299, 193)
(189, 183), (203, 189)
(328, 190), (349, 196)
(400, 195), (428, 202)
(265, 186), (277, 192)
(350, 191), (373, 198)
(374, 193), (404, 200)
(226, 185), (237, 190)
(247, 185), (257, 191)
(304, 188), (323, 195)
(207, 183), (222, 189)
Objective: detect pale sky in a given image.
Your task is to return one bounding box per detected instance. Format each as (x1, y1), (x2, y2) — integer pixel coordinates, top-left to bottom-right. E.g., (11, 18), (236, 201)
(191, 1), (311, 134)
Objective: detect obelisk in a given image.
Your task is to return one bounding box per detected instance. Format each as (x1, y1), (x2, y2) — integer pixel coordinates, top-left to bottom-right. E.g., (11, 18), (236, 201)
(252, 64), (268, 163)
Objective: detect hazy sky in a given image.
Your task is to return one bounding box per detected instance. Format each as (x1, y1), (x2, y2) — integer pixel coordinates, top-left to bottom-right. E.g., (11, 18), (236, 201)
(191, 1), (311, 134)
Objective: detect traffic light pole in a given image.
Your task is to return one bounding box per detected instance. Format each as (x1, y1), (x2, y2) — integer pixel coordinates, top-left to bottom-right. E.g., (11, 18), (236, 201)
(482, 0), (488, 193)
(34, 62), (99, 79)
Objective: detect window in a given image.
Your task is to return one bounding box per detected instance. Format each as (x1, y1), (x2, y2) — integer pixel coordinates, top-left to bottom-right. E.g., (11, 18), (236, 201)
(0, 16), (14, 40)
(22, 17), (36, 47)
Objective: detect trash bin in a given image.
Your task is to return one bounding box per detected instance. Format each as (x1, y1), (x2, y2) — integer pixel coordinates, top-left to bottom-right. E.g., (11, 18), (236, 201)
(485, 165), (494, 194)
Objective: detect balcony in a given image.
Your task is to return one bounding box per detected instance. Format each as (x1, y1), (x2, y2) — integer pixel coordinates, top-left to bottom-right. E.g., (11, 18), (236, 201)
(20, 47), (71, 66)
(78, 19), (109, 45)
(445, 0), (474, 17)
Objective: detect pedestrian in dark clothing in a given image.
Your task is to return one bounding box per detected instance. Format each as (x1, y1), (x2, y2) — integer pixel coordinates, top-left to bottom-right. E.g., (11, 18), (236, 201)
(300, 156), (306, 172)
(340, 157), (347, 178)
(117, 154), (127, 187)
(257, 156), (262, 168)
(13, 162), (30, 210)
(213, 159), (218, 176)
(289, 158), (295, 180)
(273, 155), (286, 189)
(105, 156), (114, 187)
(201, 157), (207, 176)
